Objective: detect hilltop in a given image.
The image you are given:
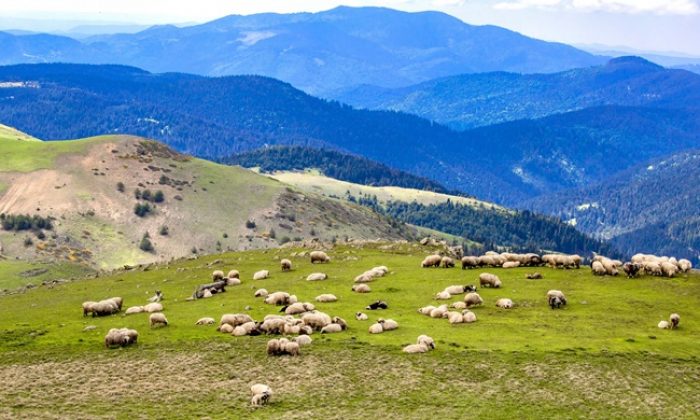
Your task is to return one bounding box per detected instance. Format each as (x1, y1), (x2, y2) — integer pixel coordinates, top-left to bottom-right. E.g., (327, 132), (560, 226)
(0, 133), (412, 269)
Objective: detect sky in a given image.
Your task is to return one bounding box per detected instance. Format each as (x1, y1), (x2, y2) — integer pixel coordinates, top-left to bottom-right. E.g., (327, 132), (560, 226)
(2, 0), (699, 56)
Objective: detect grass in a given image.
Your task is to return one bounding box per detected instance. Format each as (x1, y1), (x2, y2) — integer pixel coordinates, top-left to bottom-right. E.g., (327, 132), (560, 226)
(0, 259), (93, 291)
(0, 135), (111, 173)
(0, 244), (698, 417)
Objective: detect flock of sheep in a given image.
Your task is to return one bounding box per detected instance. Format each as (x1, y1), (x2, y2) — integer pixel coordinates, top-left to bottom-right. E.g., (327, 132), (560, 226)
(80, 247), (692, 406)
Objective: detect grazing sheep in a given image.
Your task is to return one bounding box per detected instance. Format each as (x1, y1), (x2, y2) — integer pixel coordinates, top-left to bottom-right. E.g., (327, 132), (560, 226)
(380, 318), (399, 331)
(106, 297), (122, 310)
(435, 290), (451, 300)
(463, 293), (483, 307)
(321, 323), (343, 334)
(220, 313), (254, 327)
(253, 270), (270, 280)
(444, 285), (468, 295)
(421, 255), (442, 268)
(315, 294), (338, 303)
(366, 300), (388, 310)
(254, 288), (269, 298)
(461, 256), (479, 269)
(212, 270), (225, 281)
(195, 317), (215, 325)
(526, 272), (543, 279)
(430, 305), (449, 318)
(294, 335), (313, 346)
(218, 323), (234, 334)
(125, 306), (144, 315)
(265, 292), (293, 306)
(678, 259), (693, 273)
(301, 311), (332, 331)
(441, 256), (455, 268)
(226, 277), (242, 286)
(368, 322), (384, 334)
(352, 284), (371, 293)
(418, 305), (436, 316)
(104, 328), (138, 348)
(355, 312), (368, 321)
(502, 261), (520, 269)
(310, 251), (331, 264)
(283, 302), (315, 315)
(479, 273), (502, 288)
(496, 298), (514, 309)
(450, 301), (467, 310)
(591, 261), (606, 276)
(261, 318), (286, 335)
(547, 290), (567, 309)
(658, 320), (671, 329)
(82, 301), (97, 317)
(251, 391), (271, 407)
(462, 310), (477, 323)
(149, 313), (168, 328)
(306, 272), (328, 281)
(281, 340), (300, 356)
(251, 384), (272, 396)
(267, 339), (281, 355)
(670, 313), (680, 329)
(227, 270), (240, 279)
(417, 335), (435, 349)
(445, 311), (465, 324)
(622, 263), (641, 278)
(403, 343), (430, 353)
(661, 262), (678, 278)
(91, 300), (120, 317)
(143, 302), (163, 313)
(280, 259), (292, 271)
(147, 291), (164, 303)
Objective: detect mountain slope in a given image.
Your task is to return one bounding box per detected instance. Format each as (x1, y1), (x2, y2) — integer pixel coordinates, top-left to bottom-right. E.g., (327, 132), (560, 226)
(0, 7), (605, 93)
(332, 57), (700, 129)
(0, 133), (412, 269)
(524, 150), (700, 263)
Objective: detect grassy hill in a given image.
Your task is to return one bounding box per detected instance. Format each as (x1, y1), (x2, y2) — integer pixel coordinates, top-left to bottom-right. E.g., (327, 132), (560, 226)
(0, 245), (697, 417)
(0, 132), (412, 270)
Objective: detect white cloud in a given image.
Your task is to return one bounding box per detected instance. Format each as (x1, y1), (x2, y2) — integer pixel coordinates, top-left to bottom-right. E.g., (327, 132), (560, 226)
(494, 0), (700, 14)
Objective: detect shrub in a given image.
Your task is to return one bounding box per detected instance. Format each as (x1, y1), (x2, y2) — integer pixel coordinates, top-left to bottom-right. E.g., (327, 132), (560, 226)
(134, 189), (142, 200)
(139, 233), (154, 252)
(116, 182), (125, 193)
(279, 236), (291, 245)
(134, 203), (152, 217)
(159, 225), (169, 236)
(153, 190), (165, 203)
(245, 220), (256, 229)
(141, 189), (153, 202)
(24, 237), (34, 247)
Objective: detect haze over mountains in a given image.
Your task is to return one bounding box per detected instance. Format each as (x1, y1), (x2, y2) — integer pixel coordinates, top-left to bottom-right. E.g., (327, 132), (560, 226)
(0, 6), (606, 94)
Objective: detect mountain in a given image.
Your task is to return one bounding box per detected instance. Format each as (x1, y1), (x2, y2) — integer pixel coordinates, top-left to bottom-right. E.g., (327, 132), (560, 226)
(2, 63), (700, 207)
(332, 57), (700, 129)
(0, 7), (605, 94)
(0, 130), (414, 269)
(523, 150), (700, 264)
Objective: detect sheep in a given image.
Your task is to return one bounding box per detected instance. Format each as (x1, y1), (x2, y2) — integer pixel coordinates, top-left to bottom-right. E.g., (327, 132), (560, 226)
(104, 328), (138, 348)
(125, 306), (144, 315)
(462, 310), (477, 323)
(421, 255), (442, 268)
(82, 301), (97, 317)
(622, 263), (641, 278)
(306, 272), (328, 281)
(601, 259), (619, 276)
(479, 273), (501, 288)
(661, 262), (678, 278)
(547, 290), (567, 309)
(310, 251), (331, 264)
(526, 272), (543, 279)
(502, 261), (520, 269)
(321, 323), (343, 334)
(149, 313), (168, 328)
(379, 318), (399, 331)
(301, 311), (332, 331)
(280, 259), (292, 271)
(372, 266), (389, 275)
(195, 317), (215, 325)
(352, 284), (371, 293)
(355, 312), (368, 321)
(212, 270), (225, 281)
(445, 311), (465, 324)
(368, 322), (384, 334)
(261, 318), (286, 335)
(441, 256), (455, 268)
(670, 313), (680, 329)
(226, 277), (242, 286)
(251, 391), (271, 407)
(678, 259), (693, 273)
(417, 335), (435, 349)
(315, 294), (338, 303)
(450, 301), (467, 310)
(282, 302), (314, 315)
(91, 300), (119, 317)
(418, 305), (436, 316)
(496, 298), (514, 309)
(403, 343), (430, 353)
(254, 288), (269, 298)
(366, 300), (388, 310)
(658, 320), (671, 329)
(227, 270), (240, 279)
(430, 304), (449, 318)
(294, 335), (313, 346)
(281, 340), (300, 356)
(143, 302), (163, 313)
(444, 285), (469, 295)
(266, 339), (281, 355)
(147, 290), (164, 303)
(218, 324), (234, 334)
(644, 261), (663, 276)
(220, 313), (254, 327)
(434, 291), (451, 300)
(265, 292), (293, 306)
(354, 272), (375, 283)
(463, 293), (483, 308)
(193, 281), (226, 299)
(253, 270), (270, 280)
(461, 256), (479, 269)
(202, 289), (213, 299)
(591, 261), (606, 276)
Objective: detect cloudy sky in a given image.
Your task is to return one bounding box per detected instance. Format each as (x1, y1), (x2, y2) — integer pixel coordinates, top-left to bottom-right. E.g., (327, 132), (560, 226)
(2, 0), (699, 55)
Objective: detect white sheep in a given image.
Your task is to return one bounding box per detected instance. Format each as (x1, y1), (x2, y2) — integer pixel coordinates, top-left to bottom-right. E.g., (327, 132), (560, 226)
(226, 277), (242, 286)
(430, 304), (449, 318)
(280, 259), (292, 271)
(195, 317), (215, 325)
(435, 291), (451, 300)
(368, 322), (384, 334)
(143, 302), (163, 313)
(125, 306), (144, 315)
(352, 284), (371, 293)
(670, 313), (680, 329)
(315, 294), (337, 303)
(658, 320), (671, 329)
(403, 343), (430, 353)
(464, 293), (483, 307)
(496, 298), (514, 309)
(149, 312), (168, 328)
(254, 288), (269, 298)
(418, 305), (436, 316)
(445, 311), (465, 324)
(450, 302), (467, 310)
(294, 335), (313, 346)
(379, 318), (398, 331)
(253, 270), (270, 280)
(355, 312), (368, 321)
(212, 270), (225, 281)
(321, 323), (343, 334)
(443, 285), (467, 295)
(310, 251), (331, 264)
(227, 270), (240, 279)
(479, 273), (501, 288)
(306, 272), (328, 281)
(462, 310), (477, 323)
